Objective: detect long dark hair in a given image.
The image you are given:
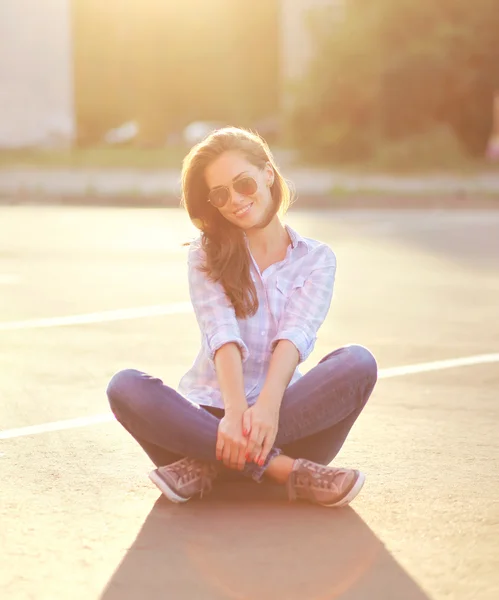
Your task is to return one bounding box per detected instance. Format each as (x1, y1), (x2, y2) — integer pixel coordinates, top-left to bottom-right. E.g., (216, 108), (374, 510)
(181, 127), (291, 319)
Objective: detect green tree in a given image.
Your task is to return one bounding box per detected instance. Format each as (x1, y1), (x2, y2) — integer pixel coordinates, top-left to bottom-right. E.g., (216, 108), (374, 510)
(291, 0), (499, 162)
(73, 0), (280, 145)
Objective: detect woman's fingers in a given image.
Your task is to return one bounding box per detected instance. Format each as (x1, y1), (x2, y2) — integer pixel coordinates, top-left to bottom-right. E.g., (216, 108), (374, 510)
(242, 411), (252, 437)
(229, 439), (246, 470)
(246, 426), (263, 461)
(258, 433), (274, 464)
(236, 442), (247, 471)
(216, 433), (224, 461)
(245, 427), (257, 458)
(219, 436), (248, 470)
(222, 439), (233, 468)
(254, 428), (268, 461)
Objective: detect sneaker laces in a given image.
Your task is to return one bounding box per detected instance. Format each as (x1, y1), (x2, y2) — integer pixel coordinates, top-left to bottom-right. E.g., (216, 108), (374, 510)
(167, 457), (218, 498)
(286, 460), (348, 502)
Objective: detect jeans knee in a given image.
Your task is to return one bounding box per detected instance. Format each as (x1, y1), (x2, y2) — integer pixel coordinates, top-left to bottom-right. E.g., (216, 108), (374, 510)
(106, 368), (142, 413)
(345, 344), (378, 386)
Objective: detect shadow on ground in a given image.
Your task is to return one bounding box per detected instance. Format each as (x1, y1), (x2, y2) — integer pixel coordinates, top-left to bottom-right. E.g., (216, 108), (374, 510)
(100, 483), (431, 600)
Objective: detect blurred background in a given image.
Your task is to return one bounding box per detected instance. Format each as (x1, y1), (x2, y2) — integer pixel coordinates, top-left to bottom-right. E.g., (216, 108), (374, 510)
(1, 0), (499, 179)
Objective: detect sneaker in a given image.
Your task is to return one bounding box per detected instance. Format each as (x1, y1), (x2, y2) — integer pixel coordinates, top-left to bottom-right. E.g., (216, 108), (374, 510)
(286, 458), (365, 507)
(149, 457), (218, 503)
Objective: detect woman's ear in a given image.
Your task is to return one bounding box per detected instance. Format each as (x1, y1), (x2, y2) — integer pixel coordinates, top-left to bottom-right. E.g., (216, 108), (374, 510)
(266, 162), (275, 187)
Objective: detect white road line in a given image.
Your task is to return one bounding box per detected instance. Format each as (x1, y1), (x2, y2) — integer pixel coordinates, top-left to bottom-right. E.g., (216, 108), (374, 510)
(1, 351), (498, 441)
(379, 352), (499, 378)
(0, 303), (193, 331)
(0, 414), (114, 440)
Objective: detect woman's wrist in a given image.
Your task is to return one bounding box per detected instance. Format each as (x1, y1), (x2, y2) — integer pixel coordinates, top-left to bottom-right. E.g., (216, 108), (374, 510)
(214, 343), (248, 416)
(259, 381), (285, 404)
(223, 397), (247, 416)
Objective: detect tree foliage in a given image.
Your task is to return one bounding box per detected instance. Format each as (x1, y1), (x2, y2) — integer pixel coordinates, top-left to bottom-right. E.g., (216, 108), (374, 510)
(292, 0), (499, 161)
(72, 0), (279, 145)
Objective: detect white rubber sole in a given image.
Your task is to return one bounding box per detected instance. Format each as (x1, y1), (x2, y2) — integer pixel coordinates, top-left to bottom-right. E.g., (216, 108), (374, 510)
(322, 471), (366, 508)
(149, 468), (365, 507)
(148, 469), (190, 504)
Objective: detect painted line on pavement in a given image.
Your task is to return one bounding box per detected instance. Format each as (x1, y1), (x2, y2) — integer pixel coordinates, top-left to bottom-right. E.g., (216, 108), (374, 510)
(379, 352), (499, 378)
(0, 414), (115, 440)
(1, 351), (498, 441)
(0, 302), (193, 331)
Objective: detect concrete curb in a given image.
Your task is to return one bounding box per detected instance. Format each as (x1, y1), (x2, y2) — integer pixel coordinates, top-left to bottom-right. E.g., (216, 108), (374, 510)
(1, 168), (499, 209)
(1, 191), (498, 210)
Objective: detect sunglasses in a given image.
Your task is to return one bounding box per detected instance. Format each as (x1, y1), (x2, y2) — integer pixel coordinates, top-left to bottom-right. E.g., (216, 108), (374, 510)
(207, 176), (258, 208)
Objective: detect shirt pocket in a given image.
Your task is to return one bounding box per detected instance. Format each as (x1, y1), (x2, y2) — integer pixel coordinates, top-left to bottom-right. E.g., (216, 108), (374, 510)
(276, 274), (306, 297)
(273, 274), (306, 321)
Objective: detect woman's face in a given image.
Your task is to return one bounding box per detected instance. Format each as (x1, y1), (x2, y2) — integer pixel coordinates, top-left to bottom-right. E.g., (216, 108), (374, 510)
(204, 151), (275, 230)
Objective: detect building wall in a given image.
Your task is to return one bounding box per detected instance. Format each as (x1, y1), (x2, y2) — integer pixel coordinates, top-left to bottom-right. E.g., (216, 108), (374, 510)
(0, 0), (74, 147)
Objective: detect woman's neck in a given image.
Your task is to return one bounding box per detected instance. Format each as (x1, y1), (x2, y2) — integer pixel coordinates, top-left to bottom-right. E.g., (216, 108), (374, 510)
(246, 216), (289, 257)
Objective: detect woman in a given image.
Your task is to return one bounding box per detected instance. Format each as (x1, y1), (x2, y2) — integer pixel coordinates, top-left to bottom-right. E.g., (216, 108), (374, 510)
(107, 127), (377, 507)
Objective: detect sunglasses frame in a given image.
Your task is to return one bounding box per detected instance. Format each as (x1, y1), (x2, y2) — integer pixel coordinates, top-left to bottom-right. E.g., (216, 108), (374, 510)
(207, 175), (258, 208)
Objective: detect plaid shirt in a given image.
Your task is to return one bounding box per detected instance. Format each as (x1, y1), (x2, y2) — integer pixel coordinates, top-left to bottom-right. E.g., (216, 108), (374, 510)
(178, 224), (336, 408)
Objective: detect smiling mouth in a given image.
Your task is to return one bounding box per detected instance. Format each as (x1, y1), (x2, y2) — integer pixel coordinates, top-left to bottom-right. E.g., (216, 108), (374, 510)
(233, 203), (253, 217)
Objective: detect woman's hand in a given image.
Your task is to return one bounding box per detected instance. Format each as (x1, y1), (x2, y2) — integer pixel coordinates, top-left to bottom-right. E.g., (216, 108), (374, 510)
(216, 411), (249, 470)
(243, 402), (280, 466)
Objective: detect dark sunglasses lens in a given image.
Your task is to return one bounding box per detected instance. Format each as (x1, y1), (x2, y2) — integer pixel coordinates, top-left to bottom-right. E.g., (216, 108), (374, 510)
(234, 176), (257, 196)
(208, 188), (229, 207)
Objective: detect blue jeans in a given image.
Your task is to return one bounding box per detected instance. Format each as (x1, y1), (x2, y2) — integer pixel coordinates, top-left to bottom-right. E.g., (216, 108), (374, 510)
(107, 344), (377, 482)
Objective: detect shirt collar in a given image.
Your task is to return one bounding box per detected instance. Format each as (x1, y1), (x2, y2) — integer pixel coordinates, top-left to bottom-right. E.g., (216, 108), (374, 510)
(242, 223), (308, 252)
(285, 224), (307, 251)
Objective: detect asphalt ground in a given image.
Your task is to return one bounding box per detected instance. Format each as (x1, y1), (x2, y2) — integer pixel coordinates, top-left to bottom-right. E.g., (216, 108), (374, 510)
(0, 206), (498, 600)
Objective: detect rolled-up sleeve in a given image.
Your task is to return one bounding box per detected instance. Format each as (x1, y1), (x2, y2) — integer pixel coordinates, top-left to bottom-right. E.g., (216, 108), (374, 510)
(188, 243), (249, 365)
(271, 247), (336, 363)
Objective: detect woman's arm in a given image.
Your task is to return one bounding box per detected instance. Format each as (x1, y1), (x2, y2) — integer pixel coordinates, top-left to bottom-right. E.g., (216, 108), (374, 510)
(243, 339), (298, 462)
(213, 342), (247, 415)
(258, 339), (299, 409)
(214, 343), (251, 470)
(188, 242), (249, 367)
(270, 247), (336, 364)
(188, 242), (250, 469)
(245, 247), (337, 463)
